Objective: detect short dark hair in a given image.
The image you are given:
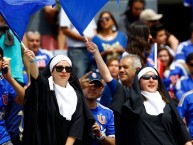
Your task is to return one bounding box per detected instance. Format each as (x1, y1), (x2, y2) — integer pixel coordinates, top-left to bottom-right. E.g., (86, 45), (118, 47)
(186, 52), (193, 64)
(150, 23), (165, 39)
(0, 47), (3, 58)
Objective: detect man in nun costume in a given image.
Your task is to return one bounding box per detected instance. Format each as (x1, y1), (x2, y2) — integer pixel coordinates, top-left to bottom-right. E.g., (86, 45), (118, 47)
(86, 40), (192, 145)
(22, 49), (95, 145)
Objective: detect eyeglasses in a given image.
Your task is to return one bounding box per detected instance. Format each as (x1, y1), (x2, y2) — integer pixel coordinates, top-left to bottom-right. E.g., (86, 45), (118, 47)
(99, 17), (111, 22)
(55, 65), (72, 73)
(141, 75), (158, 80)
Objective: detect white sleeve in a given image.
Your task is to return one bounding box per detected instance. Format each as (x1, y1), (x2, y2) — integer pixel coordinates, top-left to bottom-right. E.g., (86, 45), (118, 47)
(59, 9), (71, 27)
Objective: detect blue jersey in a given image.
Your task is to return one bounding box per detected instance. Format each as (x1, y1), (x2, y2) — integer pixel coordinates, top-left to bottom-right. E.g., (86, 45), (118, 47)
(175, 40), (193, 63)
(91, 103), (115, 145)
(175, 75), (193, 101)
(100, 85), (113, 108)
(36, 49), (53, 69)
(0, 78), (17, 144)
(178, 89), (193, 138)
(162, 62), (188, 92)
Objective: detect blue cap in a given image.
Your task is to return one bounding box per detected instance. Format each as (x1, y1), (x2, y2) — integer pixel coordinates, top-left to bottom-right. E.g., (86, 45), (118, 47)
(88, 72), (103, 86)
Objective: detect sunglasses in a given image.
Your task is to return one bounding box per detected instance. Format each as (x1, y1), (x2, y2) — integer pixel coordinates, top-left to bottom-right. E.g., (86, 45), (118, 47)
(99, 17), (110, 22)
(55, 65), (72, 73)
(141, 74), (158, 80)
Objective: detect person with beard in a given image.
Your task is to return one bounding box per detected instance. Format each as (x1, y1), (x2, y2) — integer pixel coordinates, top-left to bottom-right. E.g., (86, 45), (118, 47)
(23, 49), (95, 145)
(86, 40), (192, 145)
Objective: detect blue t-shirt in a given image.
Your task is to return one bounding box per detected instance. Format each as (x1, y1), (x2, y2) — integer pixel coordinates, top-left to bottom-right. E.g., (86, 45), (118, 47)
(90, 31), (127, 69)
(0, 78), (17, 144)
(91, 103), (115, 145)
(178, 89), (193, 138)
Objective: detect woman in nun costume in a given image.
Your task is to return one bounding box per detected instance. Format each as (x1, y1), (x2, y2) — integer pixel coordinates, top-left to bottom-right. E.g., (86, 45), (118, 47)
(86, 40), (192, 145)
(22, 49), (95, 145)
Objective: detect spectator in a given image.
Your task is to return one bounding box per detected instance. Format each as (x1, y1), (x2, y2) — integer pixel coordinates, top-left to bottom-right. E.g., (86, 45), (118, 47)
(175, 52), (193, 101)
(0, 15), (29, 145)
(23, 50), (95, 145)
(80, 72), (115, 145)
(59, 9), (96, 78)
(150, 23), (175, 56)
(140, 8), (179, 51)
(26, 30), (53, 70)
(124, 21), (153, 66)
(158, 48), (187, 103)
(106, 58), (119, 80)
(89, 11), (127, 71)
(0, 47), (25, 145)
(121, 0), (145, 32)
(178, 89), (193, 139)
(86, 40), (192, 145)
(100, 54), (142, 108)
(176, 22), (193, 66)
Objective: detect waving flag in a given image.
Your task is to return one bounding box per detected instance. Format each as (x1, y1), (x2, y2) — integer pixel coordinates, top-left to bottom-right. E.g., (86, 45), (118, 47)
(0, 0), (55, 41)
(60, 0), (109, 36)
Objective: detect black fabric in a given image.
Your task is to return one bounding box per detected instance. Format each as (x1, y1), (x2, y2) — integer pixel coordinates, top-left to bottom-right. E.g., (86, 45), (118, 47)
(22, 59), (95, 145)
(110, 67), (192, 145)
(0, 24), (14, 46)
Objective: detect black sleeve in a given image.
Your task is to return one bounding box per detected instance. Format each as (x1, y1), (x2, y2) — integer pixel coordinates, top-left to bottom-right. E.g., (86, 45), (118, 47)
(110, 81), (130, 114)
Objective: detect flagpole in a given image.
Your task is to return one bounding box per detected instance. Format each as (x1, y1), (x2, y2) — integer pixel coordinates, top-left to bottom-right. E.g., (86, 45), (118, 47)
(21, 41), (28, 51)
(154, 42), (157, 70)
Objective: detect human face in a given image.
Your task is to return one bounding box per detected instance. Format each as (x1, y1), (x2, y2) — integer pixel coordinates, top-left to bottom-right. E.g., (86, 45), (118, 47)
(52, 61), (71, 86)
(139, 71), (158, 93)
(119, 57), (136, 86)
(27, 33), (41, 54)
(158, 50), (170, 67)
(131, 2), (144, 17)
(99, 13), (114, 30)
(108, 60), (119, 79)
(83, 83), (104, 101)
(187, 60), (193, 75)
(155, 30), (167, 45)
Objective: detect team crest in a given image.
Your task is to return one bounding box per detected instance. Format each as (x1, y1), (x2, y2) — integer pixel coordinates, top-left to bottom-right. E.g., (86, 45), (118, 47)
(97, 113), (106, 124)
(2, 95), (8, 105)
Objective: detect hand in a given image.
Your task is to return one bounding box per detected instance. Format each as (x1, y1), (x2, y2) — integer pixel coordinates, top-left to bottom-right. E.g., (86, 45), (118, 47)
(92, 122), (102, 138)
(79, 71), (94, 89)
(2, 59), (12, 81)
(24, 49), (36, 62)
(86, 41), (98, 54)
(114, 46), (124, 53)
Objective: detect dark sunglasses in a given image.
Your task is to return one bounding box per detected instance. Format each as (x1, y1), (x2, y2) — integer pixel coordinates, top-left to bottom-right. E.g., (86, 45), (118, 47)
(188, 63), (193, 67)
(141, 74), (158, 80)
(99, 17), (110, 22)
(55, 65), (72, 73)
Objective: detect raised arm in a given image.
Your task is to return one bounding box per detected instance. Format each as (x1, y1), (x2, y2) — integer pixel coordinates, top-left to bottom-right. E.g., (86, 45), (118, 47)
(24, 49), (39, 79)
(2, 60), (25, 105)
(86, 41), (113, 83)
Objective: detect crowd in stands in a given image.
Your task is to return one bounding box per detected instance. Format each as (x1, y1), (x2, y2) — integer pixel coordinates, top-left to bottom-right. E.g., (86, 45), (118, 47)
(1, 0), (193, 144)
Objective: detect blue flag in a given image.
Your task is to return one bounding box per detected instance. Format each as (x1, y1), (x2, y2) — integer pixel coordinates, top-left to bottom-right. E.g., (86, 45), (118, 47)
(0, 0), (55, 41)
(60, 0), (109, 36)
